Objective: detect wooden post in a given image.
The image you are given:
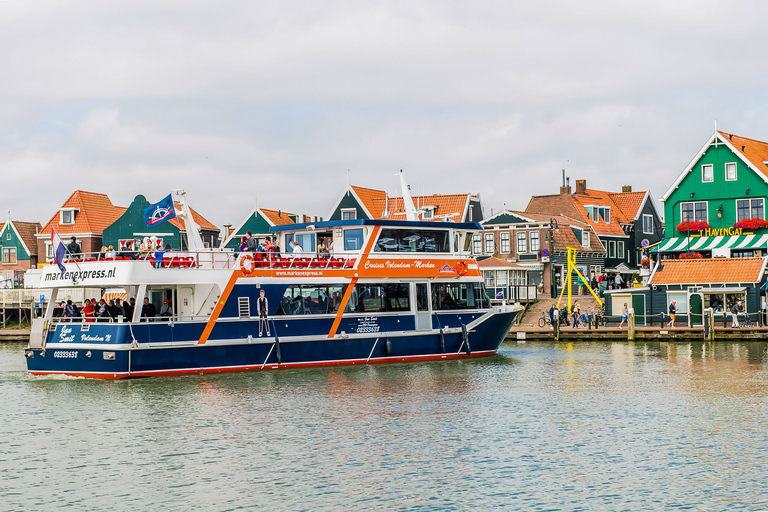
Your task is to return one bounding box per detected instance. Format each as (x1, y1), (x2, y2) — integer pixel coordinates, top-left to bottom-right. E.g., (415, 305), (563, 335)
(704, 308), (711, 340)
(628, 309), (635, 341)
(554, 309), (560, 341)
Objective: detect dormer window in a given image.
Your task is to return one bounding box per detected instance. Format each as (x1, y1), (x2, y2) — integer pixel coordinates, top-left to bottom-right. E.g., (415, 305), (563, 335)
(585, 205), (609, 223)
(585, 205), (598, 221)
(582, 231), (590, 249)
(422, 207), (435, 220)
(59, 208), (78, 225)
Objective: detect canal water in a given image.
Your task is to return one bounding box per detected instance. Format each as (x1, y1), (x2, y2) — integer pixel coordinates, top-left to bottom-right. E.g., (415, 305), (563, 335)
(1, 340), (767, 511)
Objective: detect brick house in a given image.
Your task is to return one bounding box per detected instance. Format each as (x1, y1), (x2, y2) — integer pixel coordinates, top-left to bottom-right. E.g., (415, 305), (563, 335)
(480, 211), (606, 298)
(36, 190), (126, 264)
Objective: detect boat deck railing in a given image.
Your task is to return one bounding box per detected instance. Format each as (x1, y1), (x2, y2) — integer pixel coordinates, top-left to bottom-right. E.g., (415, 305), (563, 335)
(59, 251), (360, 270)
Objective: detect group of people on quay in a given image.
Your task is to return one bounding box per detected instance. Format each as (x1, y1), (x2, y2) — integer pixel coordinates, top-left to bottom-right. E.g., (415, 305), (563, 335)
(59, 297), (173, 322)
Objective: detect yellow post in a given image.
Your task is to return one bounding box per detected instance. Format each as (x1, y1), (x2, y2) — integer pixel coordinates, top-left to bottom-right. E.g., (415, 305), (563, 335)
(556, 247), (603, 312)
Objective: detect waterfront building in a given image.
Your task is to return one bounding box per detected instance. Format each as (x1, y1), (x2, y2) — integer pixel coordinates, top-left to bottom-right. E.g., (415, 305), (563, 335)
(604, 257), (767, 327)
(102, 194), (219, 251)
(525, 180), (662, 275)
(0, 218), (41, 286)
(657, 131), (768, 258)
(220, 203), (300, 250)
(36, 190), (126, 264)
(326, 184), (483, 222)
(480, 211), (605, 297)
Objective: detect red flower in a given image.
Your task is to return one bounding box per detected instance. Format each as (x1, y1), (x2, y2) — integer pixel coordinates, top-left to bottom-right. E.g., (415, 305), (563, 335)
(678, 251), (703, 260)
(676, 221), (710, 233)
(733, 218), (768, 230)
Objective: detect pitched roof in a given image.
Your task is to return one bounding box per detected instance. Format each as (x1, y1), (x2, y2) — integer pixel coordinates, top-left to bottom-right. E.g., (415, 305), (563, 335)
(718, 131), (768, 179)
(39, 191), (125, 236)
(650, 257), (767, 285)
(350, 186), (386, 218)
(261, 208), (297, 227)
(499, 211), (605, 253)
(607, 191), (647, 221)
(1, 220), (41, 256)
(477, 257), (530, 270)
(167, 202), (218, 231)
(380, 194), (469, 221)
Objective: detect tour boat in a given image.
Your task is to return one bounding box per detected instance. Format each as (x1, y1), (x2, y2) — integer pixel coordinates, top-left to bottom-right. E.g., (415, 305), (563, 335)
(24, 186), (522, 379)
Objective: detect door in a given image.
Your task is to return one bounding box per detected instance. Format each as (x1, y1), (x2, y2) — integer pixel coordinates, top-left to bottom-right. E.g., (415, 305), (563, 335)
(632, 294), (646, 326)
(689, 293), (703, 326)
(415, 282), (431, 331)
(178, 287), (194, 319)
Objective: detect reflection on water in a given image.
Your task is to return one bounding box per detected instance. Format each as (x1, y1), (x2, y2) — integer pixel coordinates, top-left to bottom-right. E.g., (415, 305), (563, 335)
(1, 340), (768, 510)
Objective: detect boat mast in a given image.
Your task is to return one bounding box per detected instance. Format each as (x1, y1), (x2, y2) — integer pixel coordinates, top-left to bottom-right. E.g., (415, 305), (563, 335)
(397, 170), (420, 222)
(172, 189), (206, 251)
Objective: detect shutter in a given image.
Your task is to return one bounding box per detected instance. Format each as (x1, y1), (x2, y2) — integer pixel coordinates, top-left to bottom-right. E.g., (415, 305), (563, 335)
(238, 297), (250, 318)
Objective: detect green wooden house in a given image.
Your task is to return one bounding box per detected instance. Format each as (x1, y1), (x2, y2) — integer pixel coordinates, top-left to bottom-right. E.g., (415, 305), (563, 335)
(220, 205), (299, 250)
(0, 218), (41, 273)
(658, 131), (768, 258)
(102, 195), (219, 252)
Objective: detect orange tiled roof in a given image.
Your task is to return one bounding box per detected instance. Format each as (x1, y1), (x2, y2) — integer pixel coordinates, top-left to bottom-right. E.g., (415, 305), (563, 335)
(507, 211), (605, 253)
(477, 257), (530, 269)
(350, 186), (387, 218)
(167, 202), (217, 231)
(650, 257), (766, 285)
(13, 221), (42, 255)
(381, 194), (469, 221)
(719, 131), (768, 178)
(607, 191), (646, 221)
(261, 208), (297, 226)
(40, 191), (125, 236)
(569, 193), (626, 236)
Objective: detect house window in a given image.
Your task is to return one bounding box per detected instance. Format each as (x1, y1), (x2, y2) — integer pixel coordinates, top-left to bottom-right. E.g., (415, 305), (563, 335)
(737, 198), (764, 221)
(702, 164), (713, 182)
(341, 209), (357, 220)
(585, 206), (598, 220)
(725, 162), (737, 181)
(60, 210), (76, 224)
(618, 241), (624, 260)
(484, 233), (494, 253)
(643, 214), (654, 234)
(500, 232), (510, 253)
(472, 234), (482, 254)
(681, 202), (707, 222)
(46, 242), (53, 259)
(582, 231), (589, 249)
(609, 240), (616, 258)
(422, 209), (434, 220)
(2, 247), (16, 264)
(5, 233), (10, 241)
(530, 231), (540, 252)
(602, 208), (610, 223)
(517, 232), (527, 253)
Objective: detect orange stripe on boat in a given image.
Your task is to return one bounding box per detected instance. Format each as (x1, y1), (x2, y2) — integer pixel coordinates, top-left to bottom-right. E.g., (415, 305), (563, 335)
(198, 269), (243, 345)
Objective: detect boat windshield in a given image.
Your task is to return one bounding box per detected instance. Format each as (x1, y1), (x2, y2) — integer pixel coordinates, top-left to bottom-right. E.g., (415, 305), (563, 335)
(374, 228), (450, 253)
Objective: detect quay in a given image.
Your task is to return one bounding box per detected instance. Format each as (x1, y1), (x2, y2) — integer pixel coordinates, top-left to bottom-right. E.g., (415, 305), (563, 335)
(507, 324), (768, 341)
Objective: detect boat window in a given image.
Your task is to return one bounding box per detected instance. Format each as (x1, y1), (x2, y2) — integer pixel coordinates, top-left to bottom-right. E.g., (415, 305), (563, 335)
(344, 229), (364, 251)
(374, 228), (450, 253)
(278, 284), (347, 315)
(431, 282), (490, 310)
(463, 232), (472, 252)
(346, 283), (411, 312)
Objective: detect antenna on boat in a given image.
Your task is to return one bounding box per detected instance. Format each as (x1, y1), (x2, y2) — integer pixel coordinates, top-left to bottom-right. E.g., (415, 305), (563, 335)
(171, 189), (205, 252)
(396, 170), (420, 221)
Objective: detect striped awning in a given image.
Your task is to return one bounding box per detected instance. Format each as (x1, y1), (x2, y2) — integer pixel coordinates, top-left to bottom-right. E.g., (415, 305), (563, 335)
(653, 234), (768, 252)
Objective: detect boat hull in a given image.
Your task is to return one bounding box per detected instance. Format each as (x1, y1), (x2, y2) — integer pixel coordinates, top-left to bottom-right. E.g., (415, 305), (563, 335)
(26, 309), (518, 380)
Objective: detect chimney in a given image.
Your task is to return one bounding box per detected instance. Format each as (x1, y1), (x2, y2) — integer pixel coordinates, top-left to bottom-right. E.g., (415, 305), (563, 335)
(223, 223), (232, 239)
(575, 180), (587, 195)
(622, 185), (632, 193)
(559, 186), (571, 196)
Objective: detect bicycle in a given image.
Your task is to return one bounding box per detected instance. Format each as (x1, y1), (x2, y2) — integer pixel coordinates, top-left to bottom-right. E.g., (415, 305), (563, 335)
(593, 308), (606, 327)
(538, 311), (553, 328)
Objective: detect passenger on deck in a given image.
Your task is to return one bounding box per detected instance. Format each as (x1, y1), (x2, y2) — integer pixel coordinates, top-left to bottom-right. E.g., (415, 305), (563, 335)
(245, 231), (257, 252)
(160, 299), (173, 317)
(124, 298), (135, 321)
(239, 236), (248, 252)
(66, 237), (81, 261)
(292, 241), (303, 255)
(106, 245), (116, 259)
(141, 297), (156, 321)
(139, 237), (152, 259)
(328, 238), (334, 256)
(97, 299), (108, 319)
(318, 240), (329, 258)
(83, 299), (95, 323)
(98, 246), (108, 261)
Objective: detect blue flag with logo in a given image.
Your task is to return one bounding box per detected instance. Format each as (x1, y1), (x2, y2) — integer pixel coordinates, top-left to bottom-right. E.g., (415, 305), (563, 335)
(495, 289), (504, 299)
(145, 194), (176, 227)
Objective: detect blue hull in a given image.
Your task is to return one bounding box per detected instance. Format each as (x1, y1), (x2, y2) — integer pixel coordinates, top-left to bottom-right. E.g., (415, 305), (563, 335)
(26, 310), (518, 379)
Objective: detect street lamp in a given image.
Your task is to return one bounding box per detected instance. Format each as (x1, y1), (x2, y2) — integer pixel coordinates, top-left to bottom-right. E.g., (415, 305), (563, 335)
(545, 218), (559, 298)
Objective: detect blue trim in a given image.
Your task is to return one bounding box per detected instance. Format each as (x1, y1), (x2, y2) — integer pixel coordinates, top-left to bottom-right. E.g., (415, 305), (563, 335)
(270, 219), (483, 233)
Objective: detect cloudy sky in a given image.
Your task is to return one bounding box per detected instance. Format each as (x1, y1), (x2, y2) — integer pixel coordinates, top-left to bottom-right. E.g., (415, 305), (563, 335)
(2, 0), (767, 229)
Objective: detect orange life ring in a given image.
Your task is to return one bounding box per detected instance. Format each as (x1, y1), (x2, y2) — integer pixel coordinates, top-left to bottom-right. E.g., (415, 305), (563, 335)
(240, 254), (255, 276)
(456, 260), (468, 276)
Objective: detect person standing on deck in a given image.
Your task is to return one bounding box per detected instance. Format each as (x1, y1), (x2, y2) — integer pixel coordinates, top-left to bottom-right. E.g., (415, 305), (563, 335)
(292, 240), (303, 255)
(66, 236), (81, 261)
(731, 301), (743, 328)
(245, 231), (257, 252)
(258, 289), (270, 336)
(667, 301), (678, 328)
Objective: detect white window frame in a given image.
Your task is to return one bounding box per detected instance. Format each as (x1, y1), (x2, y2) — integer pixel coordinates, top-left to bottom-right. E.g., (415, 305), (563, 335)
(60, 209), (75, 225)
(500, 232), (510, 253)
(643, 214), (654, 234)
(484, 233), (494, 254)
(602, 207), (610, 224)
(585, 205), (598, 221)
(609, 240), (616, 258)
(702, 164), (714, 183)
(725, 162), (737, 181)
(582, 231), (590, 249)
(45, 241), (53, 260)
(618, 241), (624, 260)
(530, 231), (540, 252)
(517, 232), (527, 253)
(680, 201), (708, 223)
(340, 208), (357, 221)
(2, 247), (16, 265)
(736, 197), (765, 221)
(422, 209), (434, 220)
(5, 232), (10, 241)
(472, 234), (482, 254)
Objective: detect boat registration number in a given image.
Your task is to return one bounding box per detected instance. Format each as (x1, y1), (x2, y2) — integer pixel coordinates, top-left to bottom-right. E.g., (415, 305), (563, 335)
(53, 351), (78, 359)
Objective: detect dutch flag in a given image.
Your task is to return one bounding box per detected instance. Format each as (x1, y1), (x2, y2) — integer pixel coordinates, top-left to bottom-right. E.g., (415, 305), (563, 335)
(51, 228), (67, 273)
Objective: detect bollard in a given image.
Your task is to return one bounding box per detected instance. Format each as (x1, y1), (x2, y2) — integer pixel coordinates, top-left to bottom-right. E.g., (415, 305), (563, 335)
(628, 309), (635, 341)
(703, 308), (710, 340)
(724, 311), (728, 329)
(588, 313), (592, 330)
(660, 312), (665, 328)
(554, 310), (560, 341)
